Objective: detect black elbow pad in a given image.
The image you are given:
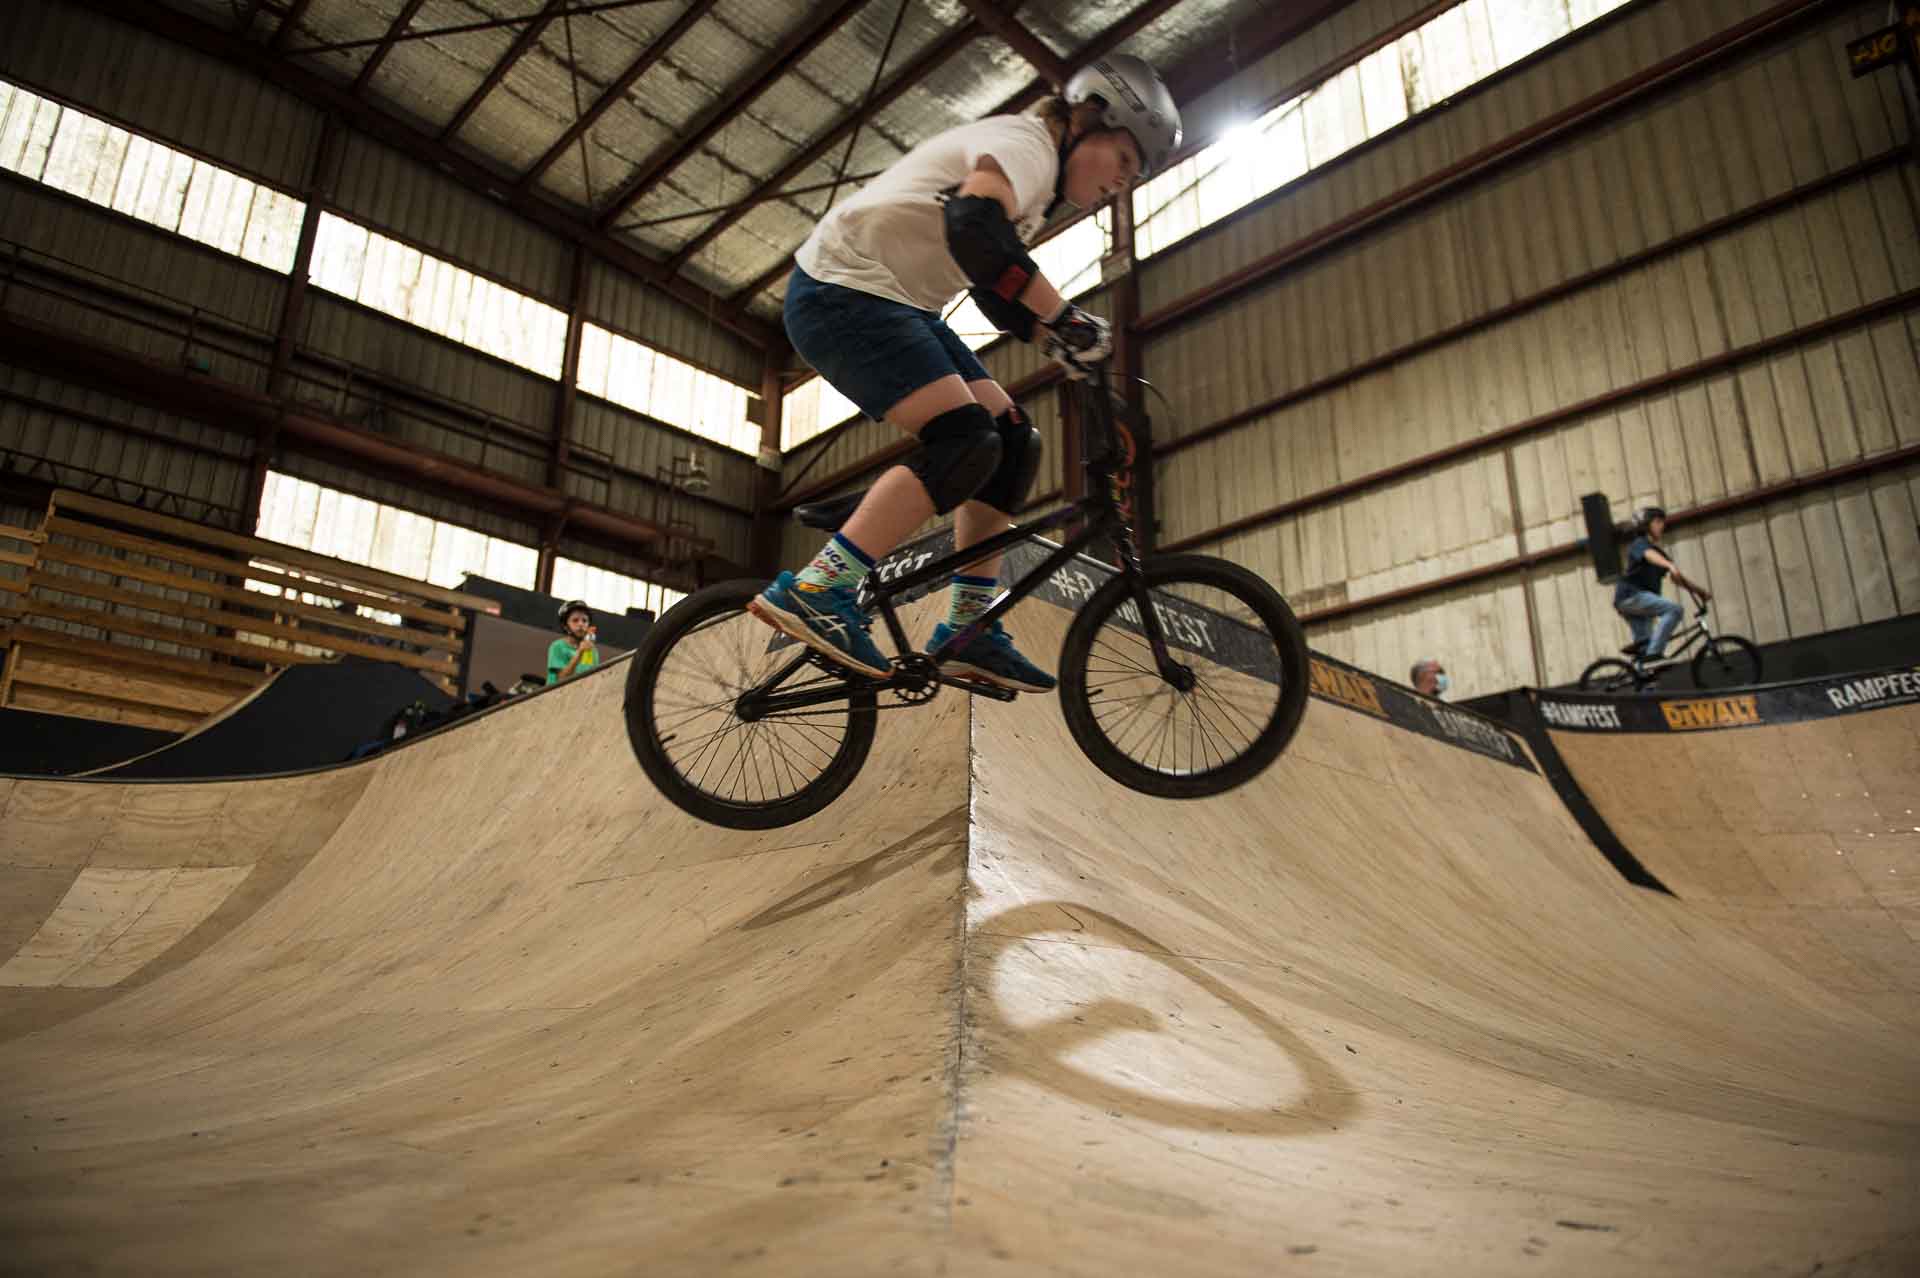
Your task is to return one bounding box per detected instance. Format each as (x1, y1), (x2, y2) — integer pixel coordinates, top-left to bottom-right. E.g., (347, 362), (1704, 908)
(944, 193), (1040, 312)
(968, 287), (1038, 343)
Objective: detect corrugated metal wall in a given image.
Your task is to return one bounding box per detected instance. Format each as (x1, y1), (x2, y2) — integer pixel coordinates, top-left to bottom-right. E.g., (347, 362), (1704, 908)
(326, 131), (572, 306)
(0, 0), (765, 593)
(0, 366), (253, 522)
(270, 453), (543, 550)
(299, 296), (553, 488)
(0, 0), (322, 192)
(7, 0), (1912, 691)
(1176, 0), (1446, 172)
(1146, 0), (1920, 696)
(583, 261), (764, 390)
(0, 182), (288, 341)
(570, 398), (760, 507)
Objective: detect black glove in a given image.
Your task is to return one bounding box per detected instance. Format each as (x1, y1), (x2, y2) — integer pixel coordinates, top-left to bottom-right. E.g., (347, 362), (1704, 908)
(1039, 305), (1113, 379)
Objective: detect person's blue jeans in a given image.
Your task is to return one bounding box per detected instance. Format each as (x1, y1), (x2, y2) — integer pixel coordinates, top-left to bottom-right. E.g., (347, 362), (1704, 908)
(1615, 588), (1683, 658)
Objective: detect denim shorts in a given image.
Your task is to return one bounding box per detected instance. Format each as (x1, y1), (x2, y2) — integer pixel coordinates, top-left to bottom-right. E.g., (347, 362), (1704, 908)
(784, 265), (991, 423)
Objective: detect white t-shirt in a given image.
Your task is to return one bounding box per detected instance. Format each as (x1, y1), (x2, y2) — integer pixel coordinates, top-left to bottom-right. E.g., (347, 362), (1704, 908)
(795, 114), (1060, 314)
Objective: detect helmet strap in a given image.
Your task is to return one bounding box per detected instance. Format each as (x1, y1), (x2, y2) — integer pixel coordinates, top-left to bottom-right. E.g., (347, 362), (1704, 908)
(1046, 128), (1083, 220)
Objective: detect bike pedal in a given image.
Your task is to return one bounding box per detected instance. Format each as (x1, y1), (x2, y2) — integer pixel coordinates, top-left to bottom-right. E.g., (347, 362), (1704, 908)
(940, 671), (1019, 700)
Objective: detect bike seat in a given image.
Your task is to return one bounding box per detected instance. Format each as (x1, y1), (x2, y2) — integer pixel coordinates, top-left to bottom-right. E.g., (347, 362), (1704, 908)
(792, 490), (866, 531)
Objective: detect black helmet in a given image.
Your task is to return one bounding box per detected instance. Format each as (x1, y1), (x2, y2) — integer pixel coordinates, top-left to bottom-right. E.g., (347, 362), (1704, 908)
(557, 599), (592, 628)
(1634, 505), (1667, 532)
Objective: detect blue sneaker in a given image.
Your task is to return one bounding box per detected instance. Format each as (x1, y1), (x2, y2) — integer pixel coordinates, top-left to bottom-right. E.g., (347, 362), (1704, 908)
(749, 572), (892, 678)
(928, 620), (1056, 694)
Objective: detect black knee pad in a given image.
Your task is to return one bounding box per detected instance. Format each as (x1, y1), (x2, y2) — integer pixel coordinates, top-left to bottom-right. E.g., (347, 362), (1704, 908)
(906, 403), (1001, 514)
(974, 404), (1043, 513)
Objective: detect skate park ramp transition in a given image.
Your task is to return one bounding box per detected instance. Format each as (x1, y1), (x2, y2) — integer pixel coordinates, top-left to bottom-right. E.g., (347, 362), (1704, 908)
(1, 565), (1916, 1276)
(1534, 672), (1920, 1027)
(81, 656), (456, 780)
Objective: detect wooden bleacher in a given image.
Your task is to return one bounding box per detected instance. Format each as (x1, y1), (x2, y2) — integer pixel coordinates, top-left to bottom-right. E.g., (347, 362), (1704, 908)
(0, 490), (499, 733)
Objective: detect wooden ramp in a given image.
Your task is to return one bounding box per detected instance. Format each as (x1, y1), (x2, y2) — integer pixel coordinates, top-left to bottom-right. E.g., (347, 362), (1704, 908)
(1, 593), (1915, 1277)
(1539, 681), (1920, 1028)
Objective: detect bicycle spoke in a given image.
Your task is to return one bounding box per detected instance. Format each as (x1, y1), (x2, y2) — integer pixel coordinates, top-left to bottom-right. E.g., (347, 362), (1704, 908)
(1094, 689), (1162, 753)
(645, 603), (863, 806)
(1191, 675), (1273, 739)
(1071, 566), (1303, 784)
(1183, 687), (1237, 763)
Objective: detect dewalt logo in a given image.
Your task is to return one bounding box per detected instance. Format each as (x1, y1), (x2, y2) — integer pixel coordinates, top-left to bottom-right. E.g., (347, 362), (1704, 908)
(1309, 659), (1388, 719)
(1660, 696), (1761, 731)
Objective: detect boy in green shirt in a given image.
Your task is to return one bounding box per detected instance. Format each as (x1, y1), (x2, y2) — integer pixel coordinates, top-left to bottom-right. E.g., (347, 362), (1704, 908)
(547, 600), (599, 685)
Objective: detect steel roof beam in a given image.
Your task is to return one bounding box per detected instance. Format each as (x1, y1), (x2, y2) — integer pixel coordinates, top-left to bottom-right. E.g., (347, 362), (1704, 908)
(955, 0), (1067, 86)
(234, 0), (269, 38)
(1159, 0), (1358, 102)
(723, 0), (1334, 312)
(593, 0), (873, 230)
(671, 18), (989, 277)
(519, 0), (726, 187)
(715, 0), (1182, 309)
(440, 0), (570, 140)
(74, 0), (776, 350)
(288, 1), (666, 57)
(351, 0), (428, 95)
(268, 0), (315, 52)
(984, 0), (1195, 118)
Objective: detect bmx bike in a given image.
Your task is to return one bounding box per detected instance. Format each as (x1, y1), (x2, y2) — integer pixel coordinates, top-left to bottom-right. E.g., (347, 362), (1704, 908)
(623, 365), (1311, 830)
(1577, 592), (1761, 693)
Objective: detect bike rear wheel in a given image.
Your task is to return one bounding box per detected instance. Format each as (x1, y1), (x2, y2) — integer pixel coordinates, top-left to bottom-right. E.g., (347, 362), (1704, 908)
(625, 580), (877, 830)
(1691, 634), (1761, 690)
(1578, 658), (1641, 693)
(1058, 554), (1309, 799)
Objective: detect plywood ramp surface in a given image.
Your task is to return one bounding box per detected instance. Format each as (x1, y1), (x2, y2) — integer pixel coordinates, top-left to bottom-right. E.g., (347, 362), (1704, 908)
(1550, 704), (1920, 1022)
(1, 596), (1916, 1277)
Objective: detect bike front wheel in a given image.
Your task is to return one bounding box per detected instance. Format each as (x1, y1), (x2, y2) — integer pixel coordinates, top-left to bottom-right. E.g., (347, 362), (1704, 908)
(1058, 554), (1309, 799)
(625, 580), (878, 830)
(1691, 634), (1761, 690)
(1578, 658), (1642, 693)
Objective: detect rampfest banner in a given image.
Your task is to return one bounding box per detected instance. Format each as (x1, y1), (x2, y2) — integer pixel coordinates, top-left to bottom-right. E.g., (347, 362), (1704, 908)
(862, 528), (1538, 772)
(1532, 665), (1920, 734)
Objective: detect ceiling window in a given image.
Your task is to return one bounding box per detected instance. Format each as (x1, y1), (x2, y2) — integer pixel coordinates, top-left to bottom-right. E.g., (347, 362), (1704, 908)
(577, 323), (758, 455)
(310, 212), (569, 380)
(0, 78), (304, 272)
(782, 374), (862, 452)
(1133, 0), (1632, 258)
(551, 556), (685, 622)
(255, 470), (537, 593)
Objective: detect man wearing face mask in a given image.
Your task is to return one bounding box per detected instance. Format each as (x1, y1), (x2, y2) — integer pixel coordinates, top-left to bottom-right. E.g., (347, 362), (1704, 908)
(1411, 658), (1449, 699)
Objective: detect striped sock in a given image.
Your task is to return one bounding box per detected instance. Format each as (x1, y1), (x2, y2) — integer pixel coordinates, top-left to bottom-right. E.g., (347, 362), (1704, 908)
(947, 574), (999, 628)
(794, 533), (874, 592)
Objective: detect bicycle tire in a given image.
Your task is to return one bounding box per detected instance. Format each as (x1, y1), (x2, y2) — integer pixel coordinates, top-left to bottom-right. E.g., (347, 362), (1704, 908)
(625, 580), (878, 830)
(1577, 658), (1641, 693)
(1690, 634), (1762, 690)
(1058, 554), (1309, 799)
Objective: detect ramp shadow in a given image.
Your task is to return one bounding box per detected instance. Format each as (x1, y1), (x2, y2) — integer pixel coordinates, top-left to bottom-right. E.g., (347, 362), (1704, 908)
(739, 805), (969, 931)
(974, 902), (1362, 1136)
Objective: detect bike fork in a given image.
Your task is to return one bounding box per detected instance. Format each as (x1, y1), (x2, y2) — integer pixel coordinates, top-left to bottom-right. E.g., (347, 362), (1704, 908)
(1113, 545), (1193, 689)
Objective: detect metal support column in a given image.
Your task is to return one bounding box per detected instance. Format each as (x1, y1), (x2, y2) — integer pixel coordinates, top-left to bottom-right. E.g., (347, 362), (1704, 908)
(550, 246), (589, 492)
(248, 113), (337, 533)
(750, 343), (790, 576)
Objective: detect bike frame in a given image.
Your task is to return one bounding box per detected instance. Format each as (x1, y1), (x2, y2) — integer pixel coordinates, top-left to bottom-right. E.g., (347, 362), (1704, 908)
(740, 367), (1177, 719)
(1627, 595), (1716, 680)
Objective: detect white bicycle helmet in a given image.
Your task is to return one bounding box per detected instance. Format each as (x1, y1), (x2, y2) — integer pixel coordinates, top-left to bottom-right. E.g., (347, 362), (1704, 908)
(1063, 54), (1182, 177)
